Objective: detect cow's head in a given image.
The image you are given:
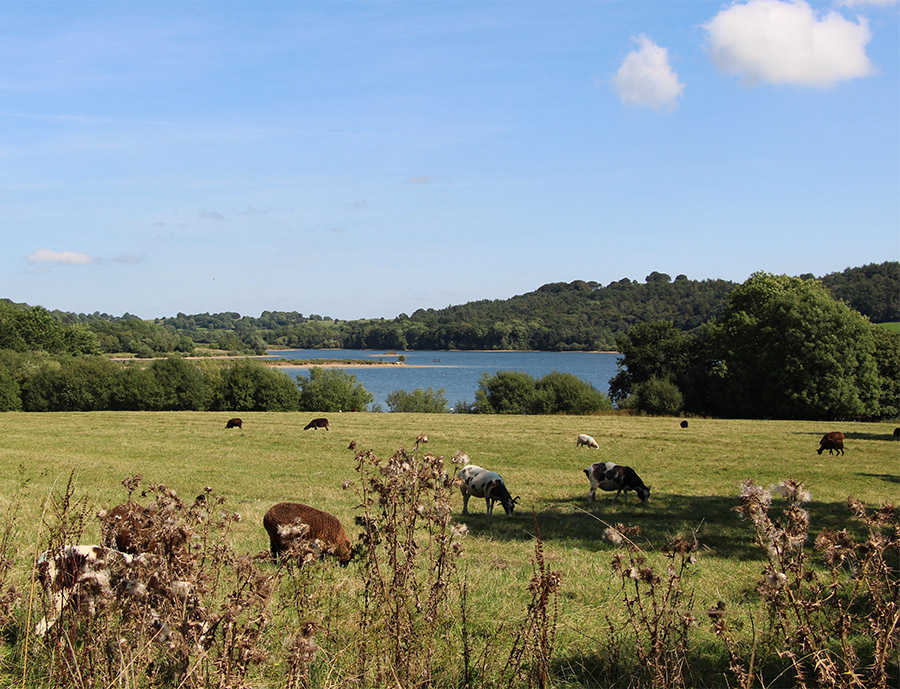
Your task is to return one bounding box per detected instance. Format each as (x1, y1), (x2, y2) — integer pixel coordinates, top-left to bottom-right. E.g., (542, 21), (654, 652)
(636, 485), (651, 504)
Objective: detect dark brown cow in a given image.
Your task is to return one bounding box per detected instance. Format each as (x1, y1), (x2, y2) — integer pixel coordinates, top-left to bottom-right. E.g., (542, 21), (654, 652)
(817, 431), (845, 456)
(225, 417), (242, 429)
(893, 427), (899, 441)
(680, 420), (688, 429)
(303, 417), (329, 431)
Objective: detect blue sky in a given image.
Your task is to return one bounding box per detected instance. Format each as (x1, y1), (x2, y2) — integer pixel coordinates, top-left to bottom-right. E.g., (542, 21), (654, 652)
(2, 0), (897, 320)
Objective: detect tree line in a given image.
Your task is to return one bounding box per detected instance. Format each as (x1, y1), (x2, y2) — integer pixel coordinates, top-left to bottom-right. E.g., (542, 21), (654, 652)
(2, 262), (896, 356)
(0, 354), (373, 413)
(0, 262), (897, 419)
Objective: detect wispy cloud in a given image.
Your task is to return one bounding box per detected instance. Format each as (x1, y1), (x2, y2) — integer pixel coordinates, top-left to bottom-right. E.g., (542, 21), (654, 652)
(704, 0), (874, 88)
(407, 176), (436, 185)
(611, 35), (684, 110)
(836, 0), (897, 6)
(109, 253), (145, 264)
(241, 205), (271, 216)
(199, 210), (225, 221)
(27, 249), (94, 265)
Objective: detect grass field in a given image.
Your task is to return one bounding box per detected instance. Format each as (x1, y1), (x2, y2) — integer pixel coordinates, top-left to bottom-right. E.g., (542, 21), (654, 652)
(0, 411), (896, 687)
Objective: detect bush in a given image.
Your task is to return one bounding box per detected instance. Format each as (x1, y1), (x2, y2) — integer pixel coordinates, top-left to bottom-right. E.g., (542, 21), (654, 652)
(474, 370), (537, 414)
(0, 364), (20, 411)
(475, 370), (612, 414)
(149, 356), (211, 410)
(297, 368), (373, 412)
(385, 387), (449, 413)
(631, 377), (684, 416)
(533, 370), (613, 414)
(220, 360), (299, 411)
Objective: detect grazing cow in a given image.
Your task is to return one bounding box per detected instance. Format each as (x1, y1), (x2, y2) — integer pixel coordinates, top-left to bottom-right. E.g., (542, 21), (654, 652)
(303, 417), (329, 431)
(680, 420), (688, 429)
(263, 502), (352, 565)
(817, 431), (845, 456)
(576, 433), (600, 449)
(584, 462), (651, 504)
(34, 545), (134, 636)
(457, 465), (519, 515)
(225, 417), (242, 429)
(893, 427), (899, 441)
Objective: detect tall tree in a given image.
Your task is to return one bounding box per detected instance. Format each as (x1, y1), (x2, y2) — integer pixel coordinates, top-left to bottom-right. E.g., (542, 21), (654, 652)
(708, 273), (880, 419)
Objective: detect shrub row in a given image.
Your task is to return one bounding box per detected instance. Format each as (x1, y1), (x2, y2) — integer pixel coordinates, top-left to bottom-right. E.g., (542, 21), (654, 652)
(0, 352), (373, 412)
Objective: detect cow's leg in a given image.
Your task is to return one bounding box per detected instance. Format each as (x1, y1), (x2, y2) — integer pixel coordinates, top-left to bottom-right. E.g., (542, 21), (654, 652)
(587, 488), (596, 501)
(485, 497), (493, 515)
(461, 492), (470, 515)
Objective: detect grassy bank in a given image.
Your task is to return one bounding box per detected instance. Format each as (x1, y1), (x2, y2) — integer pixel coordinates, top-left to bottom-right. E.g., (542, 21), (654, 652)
(0, 411), (896, 687)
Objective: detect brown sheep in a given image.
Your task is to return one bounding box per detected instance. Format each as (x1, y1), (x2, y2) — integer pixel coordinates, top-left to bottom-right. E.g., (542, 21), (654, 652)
(99, 500), (192, 557)
(225, 417), (242, 429)
(263, 502), (352, 565)
(303, 417), (329, 431)
(817, 431), (845, 456)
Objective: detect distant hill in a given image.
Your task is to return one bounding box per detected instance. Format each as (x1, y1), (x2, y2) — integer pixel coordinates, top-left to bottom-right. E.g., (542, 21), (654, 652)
(4, 261), (898, 354)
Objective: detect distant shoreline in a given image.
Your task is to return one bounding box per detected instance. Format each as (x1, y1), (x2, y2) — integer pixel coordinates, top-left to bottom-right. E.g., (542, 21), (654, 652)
(109, 349), (620, 370)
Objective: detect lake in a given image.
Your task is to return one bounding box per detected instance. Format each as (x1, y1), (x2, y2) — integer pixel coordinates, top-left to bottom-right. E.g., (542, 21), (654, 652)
(267, 349), (621, 410)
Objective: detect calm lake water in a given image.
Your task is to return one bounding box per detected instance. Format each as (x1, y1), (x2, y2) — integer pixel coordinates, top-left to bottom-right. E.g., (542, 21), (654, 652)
(268, 349), (621, 411)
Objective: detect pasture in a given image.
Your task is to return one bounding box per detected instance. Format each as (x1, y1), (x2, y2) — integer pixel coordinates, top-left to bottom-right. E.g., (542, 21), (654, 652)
(0, 411), (896, 687)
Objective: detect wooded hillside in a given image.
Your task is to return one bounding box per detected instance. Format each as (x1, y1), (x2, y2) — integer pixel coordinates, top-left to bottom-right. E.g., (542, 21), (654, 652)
(2, 261), (897, 354)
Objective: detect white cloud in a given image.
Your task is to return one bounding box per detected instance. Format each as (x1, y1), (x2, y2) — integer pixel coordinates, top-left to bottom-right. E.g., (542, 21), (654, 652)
(704, 0), (874, 88)
(611, 35), (684, 110)
(27, 249), (94, 265)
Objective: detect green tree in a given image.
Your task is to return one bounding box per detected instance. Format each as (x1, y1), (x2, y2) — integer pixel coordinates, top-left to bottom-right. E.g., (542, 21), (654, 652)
(708, 273), (880, 419)
(870, 327), (900, 419)
(297, 368), (373, 412)
(220, 361), (299, 411)
(385, 387), (449, 413)
(149, 357), (210, 410)
(113, 366), (162, 411)
(17, 306), (65, 353)
(609, 321), (687, 404)
(629, 377), (684, 416)
(532, 371), (612, 414)
(474, 370), (536, 414)
(0, 364), (21, 411)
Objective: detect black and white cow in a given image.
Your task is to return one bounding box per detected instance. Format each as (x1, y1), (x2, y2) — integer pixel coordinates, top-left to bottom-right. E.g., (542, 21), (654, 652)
(583, 462), (651, 504)
(457, 464), (519, 515)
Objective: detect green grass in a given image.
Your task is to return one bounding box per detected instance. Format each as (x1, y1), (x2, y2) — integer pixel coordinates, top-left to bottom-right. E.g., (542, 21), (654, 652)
(876, 321), (900, 333)
(0, 411), (897, 686)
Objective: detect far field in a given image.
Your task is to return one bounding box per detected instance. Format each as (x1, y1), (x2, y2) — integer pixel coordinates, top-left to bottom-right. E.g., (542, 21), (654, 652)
(0, 411), (896, 687)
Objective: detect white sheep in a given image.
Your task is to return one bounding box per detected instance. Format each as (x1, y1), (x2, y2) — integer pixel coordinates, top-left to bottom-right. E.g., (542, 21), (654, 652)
(576, 433), (600, 449)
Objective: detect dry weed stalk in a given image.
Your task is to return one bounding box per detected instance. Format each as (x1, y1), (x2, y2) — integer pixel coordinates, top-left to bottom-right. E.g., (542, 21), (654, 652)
(608, 523), (700, 689)
(502, 511), (561, 689)
(351, 445), (468, 688)
(28, 475), (280, 689)
(718, 479), (899, 689)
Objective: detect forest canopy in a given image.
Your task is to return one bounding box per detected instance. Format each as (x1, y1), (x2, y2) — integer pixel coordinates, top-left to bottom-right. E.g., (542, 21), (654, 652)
(2, 262), (895, 355)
